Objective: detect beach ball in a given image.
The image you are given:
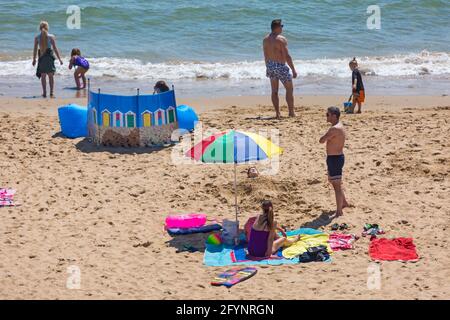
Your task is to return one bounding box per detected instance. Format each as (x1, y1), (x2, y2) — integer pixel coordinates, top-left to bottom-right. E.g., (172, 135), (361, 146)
(206, 233), (222, 245)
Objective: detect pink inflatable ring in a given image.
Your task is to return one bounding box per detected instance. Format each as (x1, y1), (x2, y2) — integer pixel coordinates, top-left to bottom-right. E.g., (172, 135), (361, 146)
(165, 213), (207, 229)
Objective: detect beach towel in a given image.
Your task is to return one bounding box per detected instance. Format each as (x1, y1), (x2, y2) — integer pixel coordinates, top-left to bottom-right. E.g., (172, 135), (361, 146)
(328, 233), (356, 251)
(231, 242), (285, 263)
(36, 48), (56, 78)
(211, 267), (257, 288)
(369, 238), (419, 262)
(203, 228), (331, 266)
(282, 233), (332, 259)
(167, 223), (222, 236)
(0, 188), (16, 207)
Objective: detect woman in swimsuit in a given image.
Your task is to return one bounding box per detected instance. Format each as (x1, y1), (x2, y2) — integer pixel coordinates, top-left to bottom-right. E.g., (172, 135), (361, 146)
(69, 48), (90, 90)
(247, 200), (299, 258)
(32, 21), (63, 98)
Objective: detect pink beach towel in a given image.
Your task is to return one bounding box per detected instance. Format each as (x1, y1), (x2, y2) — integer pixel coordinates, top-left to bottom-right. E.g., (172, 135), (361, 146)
(328, 233), (356, 251)
(0, 188), (16, 207)
(369, 238), (419, 262)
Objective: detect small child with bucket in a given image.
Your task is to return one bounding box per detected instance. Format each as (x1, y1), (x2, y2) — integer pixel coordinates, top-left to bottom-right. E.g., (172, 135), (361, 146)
(345, 57), (365, 114)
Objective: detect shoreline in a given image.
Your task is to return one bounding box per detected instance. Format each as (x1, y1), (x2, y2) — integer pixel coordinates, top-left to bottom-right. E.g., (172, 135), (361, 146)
(1, 74), (449, 100)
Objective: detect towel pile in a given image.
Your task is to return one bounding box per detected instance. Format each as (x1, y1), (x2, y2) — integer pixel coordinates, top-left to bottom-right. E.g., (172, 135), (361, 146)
(0, 188), (16, 207)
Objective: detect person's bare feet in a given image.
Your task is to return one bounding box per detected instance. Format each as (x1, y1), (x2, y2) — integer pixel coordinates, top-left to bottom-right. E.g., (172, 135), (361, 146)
(334, 210), (344, 217)
(343, 200), (353, 209)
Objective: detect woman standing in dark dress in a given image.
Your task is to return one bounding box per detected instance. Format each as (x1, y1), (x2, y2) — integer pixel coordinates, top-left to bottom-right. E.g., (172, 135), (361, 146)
(32, 21), (63, 98)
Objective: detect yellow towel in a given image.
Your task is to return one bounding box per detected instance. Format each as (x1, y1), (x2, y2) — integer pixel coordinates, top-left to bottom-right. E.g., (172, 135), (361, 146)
(282, 234), (332, 259)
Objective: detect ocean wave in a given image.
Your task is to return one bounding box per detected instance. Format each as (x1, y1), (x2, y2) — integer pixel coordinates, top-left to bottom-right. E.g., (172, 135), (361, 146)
(0, 51), (449, 80)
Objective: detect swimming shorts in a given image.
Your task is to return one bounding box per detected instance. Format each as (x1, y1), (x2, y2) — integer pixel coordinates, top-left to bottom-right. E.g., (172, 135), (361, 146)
(353, 90), (365, 103)
(326, 154), (345, 180)
(266, 60), (292, 84)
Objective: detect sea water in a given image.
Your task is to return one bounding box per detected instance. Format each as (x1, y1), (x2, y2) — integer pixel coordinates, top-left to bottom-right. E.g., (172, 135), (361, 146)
(0, 0), (449, 97)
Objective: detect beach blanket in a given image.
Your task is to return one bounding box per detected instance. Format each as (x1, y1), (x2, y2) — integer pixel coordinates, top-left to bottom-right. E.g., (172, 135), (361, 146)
(282, 233), (332, 259)
(369, 238), (419, 262)
(167, 223), (222, 236)
(203, 228), (331, 266)
(0, 188), (16, 207)
(211, 267), (257, 288)
(328, 233), (356, 251)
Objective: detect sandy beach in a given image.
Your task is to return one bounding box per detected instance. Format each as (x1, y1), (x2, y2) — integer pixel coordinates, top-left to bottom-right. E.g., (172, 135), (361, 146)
(0, 95), (449, 300)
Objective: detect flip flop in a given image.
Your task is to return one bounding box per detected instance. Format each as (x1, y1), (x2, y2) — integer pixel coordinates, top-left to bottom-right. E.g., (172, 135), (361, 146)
(339, 223), (349, 230)
(331, 223), (340, 231)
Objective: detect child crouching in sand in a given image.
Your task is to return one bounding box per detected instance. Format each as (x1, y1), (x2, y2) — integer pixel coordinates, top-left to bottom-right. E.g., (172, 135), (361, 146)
(69, 48), (89, 89)
(349, 57), (365, 113)
(247, 200), (299, 258)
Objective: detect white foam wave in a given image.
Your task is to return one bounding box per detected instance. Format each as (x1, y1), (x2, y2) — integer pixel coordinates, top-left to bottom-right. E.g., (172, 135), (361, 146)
(1, 50), (449, 80)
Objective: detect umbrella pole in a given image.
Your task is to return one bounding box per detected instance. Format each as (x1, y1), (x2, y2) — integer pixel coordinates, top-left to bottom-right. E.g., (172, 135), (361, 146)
(234, 162), (238, 223)
(234, 162), (238, 244)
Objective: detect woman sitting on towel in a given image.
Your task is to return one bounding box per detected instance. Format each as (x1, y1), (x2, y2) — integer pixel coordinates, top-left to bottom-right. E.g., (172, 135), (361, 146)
(247, 200), (299, 258)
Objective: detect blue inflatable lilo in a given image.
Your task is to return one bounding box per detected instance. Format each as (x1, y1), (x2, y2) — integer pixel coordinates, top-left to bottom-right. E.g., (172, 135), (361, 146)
(176, 105), (198, 132)
(58, 104), (87, 138)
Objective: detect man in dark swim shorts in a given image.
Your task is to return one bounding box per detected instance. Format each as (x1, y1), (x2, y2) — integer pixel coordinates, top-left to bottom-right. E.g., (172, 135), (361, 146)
(319, 107), (350, 217)
(326, 154), (345, 181)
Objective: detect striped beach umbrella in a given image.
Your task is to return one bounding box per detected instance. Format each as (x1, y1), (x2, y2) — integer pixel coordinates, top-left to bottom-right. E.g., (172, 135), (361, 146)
(185, 130), (283, 226)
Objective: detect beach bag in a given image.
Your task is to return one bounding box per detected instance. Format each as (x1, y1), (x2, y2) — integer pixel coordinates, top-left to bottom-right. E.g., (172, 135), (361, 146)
(221, 219), (239, 246)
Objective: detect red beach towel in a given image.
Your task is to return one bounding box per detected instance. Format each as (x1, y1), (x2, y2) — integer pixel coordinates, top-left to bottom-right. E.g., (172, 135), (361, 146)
(369, 238), (419, 262)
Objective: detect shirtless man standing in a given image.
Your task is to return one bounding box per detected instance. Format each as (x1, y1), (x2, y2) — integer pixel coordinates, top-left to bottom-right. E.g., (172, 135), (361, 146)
(319, 107), (349, 217)
(263, 19), (297, 119)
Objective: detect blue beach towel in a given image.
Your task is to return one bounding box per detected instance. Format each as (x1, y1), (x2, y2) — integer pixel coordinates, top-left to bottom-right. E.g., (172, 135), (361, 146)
(203, 228), (331, 266)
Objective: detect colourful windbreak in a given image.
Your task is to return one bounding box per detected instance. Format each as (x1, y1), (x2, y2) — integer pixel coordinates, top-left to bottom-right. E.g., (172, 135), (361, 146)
(186, 130), (283, 163)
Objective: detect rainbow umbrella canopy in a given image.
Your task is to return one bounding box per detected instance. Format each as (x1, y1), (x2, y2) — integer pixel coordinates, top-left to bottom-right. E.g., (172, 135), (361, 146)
(186, 130), (283, 224)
